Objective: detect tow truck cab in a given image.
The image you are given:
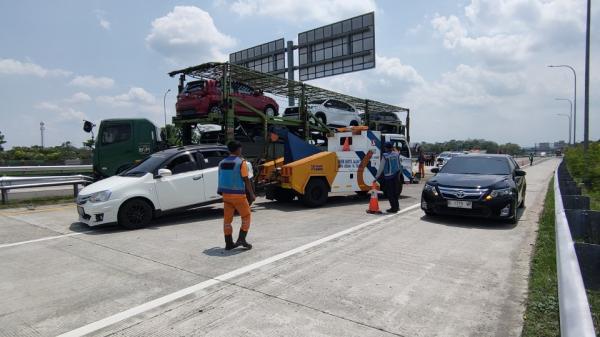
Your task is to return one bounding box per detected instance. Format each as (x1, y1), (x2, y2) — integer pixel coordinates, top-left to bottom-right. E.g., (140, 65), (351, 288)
(91, 119), (165, 179)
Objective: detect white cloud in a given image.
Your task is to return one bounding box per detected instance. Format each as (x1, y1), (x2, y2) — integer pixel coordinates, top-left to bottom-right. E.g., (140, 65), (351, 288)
(34, 101), (86, 121)
(0, 58), (71, 77)
(229, 0), (376, 23)
(69, 75), (115, 89)
(430, 0), (588, 68)
(146, 6), (236, 64)
(99, 19), (111, 30)
(64, 92), (92, 104)
(97, 87), (161, 114)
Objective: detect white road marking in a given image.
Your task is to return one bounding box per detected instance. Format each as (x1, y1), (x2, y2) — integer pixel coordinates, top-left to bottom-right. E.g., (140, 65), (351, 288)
(57, 203), (422, 337)
(0, 231), (87, 249)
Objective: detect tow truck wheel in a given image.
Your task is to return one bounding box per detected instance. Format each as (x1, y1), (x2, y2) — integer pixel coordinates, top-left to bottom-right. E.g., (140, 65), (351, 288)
(302, 178), (328, 207)
(274, 187), (296, 202)
(118, 199), (153, 229)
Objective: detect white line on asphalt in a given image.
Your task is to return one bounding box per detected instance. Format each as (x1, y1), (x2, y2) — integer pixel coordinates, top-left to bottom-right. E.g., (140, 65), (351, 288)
(0, 232), (87, 249)
(57, 203), (422, 337)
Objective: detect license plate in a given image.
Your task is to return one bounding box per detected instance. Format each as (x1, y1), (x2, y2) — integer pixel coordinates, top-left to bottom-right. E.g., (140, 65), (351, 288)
(77, 206), (85, 216)
(447, 200), (472, 209)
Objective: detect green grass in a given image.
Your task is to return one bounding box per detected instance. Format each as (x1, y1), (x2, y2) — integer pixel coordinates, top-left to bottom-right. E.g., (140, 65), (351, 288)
(0, 195), (74, 209)
(522, 178), (560, 337)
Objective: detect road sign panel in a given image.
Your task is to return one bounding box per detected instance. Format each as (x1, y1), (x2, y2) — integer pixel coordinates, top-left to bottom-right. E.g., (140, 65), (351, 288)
(229, 38), (286, 76)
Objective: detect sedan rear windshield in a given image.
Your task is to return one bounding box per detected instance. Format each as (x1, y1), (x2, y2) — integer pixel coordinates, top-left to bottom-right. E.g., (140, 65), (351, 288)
(440, 157), (510, 175)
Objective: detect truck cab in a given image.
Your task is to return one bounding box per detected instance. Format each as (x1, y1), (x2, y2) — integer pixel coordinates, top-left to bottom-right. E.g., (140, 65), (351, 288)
(91, 119), (165, 179)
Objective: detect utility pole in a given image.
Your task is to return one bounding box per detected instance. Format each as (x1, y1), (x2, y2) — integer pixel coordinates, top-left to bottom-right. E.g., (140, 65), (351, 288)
(163, 89), (171, 140)
(548, 65), (577, 143)
(40, 122), (45, 148)
(555, 98), (573, 144)
(583, 0), (591, 187)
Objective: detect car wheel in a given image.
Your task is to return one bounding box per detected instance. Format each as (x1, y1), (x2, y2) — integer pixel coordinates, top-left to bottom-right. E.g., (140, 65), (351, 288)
(302, 178), (329, 207)
(349, 120), (359, 126)
(264, 106), (277, 117)
(519, 189), (526, 208)
(315, 112), (327, 125)
(209, 105), (222, 115)
(118, 199), (153, 229)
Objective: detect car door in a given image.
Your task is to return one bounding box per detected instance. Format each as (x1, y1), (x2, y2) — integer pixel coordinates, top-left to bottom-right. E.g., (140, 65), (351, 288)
(194, 150), (228, 202)
(324, 100), (341, 124)
(232, 82), (255, 115)
(154, 152), (204, 210)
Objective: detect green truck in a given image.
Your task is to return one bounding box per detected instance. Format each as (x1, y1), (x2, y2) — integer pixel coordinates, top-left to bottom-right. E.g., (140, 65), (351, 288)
(84, 118), (166, 179)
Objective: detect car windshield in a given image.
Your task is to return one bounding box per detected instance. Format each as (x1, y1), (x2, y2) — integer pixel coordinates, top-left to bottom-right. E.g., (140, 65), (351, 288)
(120, 153), (170, 177)
(184, 81), (204, 93)
(440, 156), (510, 175)
(309, 99), (325, 105)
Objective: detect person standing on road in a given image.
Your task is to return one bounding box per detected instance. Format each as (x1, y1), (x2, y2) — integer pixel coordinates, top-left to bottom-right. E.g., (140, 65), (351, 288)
(529, 152), (534, 166)
(376, 142), (401, 213)
(418, 149), (426, 180)
(217, 141), (256, 250)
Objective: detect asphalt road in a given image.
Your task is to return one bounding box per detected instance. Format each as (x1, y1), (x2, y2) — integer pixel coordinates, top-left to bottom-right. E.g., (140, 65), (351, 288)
(0, 158), (558, 337)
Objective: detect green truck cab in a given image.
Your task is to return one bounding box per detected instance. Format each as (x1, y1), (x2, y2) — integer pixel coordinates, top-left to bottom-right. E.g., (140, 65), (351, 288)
(85, 119), (165, 179)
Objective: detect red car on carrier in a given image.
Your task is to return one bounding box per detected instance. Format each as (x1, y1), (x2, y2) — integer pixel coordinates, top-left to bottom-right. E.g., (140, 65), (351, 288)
(175, 79), (279, 117)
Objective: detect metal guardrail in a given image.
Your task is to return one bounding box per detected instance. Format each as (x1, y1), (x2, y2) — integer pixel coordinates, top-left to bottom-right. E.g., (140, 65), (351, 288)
(554, 166), (596, 337)
(0, 175), (93, 204)
(0, 165), (92, 174)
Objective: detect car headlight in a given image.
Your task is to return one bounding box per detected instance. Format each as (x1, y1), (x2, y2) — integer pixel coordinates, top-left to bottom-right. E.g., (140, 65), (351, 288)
(88, 190), (112, 203)
(424, 184), (438, 196)
(489, 188), (513, 198)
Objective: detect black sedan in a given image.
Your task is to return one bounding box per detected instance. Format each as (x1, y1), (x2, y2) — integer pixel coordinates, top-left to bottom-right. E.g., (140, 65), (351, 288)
(421, 155), (526, 224)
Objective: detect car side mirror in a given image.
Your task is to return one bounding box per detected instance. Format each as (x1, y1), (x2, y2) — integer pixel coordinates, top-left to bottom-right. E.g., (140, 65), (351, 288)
(515, 169), (526, 177)
(157, 168), (172, 177)
(431, 167), (440, 174)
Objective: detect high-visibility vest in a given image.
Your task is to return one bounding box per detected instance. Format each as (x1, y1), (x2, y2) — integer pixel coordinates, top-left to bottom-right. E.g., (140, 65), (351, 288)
(218, 156), (245, 194)
(383, 152), (400, 178)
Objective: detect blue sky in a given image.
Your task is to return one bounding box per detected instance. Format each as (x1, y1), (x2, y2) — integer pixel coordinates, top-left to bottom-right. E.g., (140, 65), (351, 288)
(0, 0), (598, 149)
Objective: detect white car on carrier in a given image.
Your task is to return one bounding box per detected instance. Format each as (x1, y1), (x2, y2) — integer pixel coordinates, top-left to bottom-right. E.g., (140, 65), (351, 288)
(76, 145), (251, 229)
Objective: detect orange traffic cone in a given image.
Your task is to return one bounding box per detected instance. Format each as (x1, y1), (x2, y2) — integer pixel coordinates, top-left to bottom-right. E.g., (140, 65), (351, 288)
(342, 137), (351, 151)
(366, 182), (383, 214)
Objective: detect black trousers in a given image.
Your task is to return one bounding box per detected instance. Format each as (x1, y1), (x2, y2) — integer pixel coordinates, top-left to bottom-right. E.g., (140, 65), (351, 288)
(384, 173), (400, 211)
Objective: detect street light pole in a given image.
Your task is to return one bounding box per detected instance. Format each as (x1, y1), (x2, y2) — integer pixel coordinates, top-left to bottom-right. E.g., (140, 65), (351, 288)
(163, 89), (171, 140)
(557, 113), (572, 146)
(555, 98), (573, 144)
(548, 65), (577, 143)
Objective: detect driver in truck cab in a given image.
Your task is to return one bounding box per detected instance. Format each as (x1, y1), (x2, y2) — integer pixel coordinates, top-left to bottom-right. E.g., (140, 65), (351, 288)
(218, 141), (256, 251)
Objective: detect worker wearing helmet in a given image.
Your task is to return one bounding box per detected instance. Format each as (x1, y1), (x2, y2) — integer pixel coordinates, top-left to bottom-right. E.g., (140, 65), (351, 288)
(376, 142), (401, 213)
(218, 141), (256, 250)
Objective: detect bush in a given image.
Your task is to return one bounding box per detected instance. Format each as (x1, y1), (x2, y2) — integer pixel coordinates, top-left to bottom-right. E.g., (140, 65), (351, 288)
(565, 142), (600, 191)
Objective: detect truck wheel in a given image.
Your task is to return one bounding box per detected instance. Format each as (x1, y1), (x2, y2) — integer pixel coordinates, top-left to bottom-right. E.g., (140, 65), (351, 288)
(118, 199), (153, 229)
(274, 187), (295, 202)
(302, 178), (328, 207)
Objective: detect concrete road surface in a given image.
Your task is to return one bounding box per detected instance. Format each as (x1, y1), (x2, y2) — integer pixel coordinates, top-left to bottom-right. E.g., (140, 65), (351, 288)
(0, 158), (558, 337)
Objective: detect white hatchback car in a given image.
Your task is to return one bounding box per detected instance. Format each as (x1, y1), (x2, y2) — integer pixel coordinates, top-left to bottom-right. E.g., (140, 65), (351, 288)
(284, 99), (361, 127)
(77, 145), (251, 229)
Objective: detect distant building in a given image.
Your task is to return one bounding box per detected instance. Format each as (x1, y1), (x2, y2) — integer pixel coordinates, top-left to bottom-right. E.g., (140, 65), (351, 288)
(554, 141), (566, 150)
(538, 142), (551, 151)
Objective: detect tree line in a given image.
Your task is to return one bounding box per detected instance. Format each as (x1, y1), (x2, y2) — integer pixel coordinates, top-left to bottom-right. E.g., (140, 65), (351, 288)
(417, 139), (523, 155)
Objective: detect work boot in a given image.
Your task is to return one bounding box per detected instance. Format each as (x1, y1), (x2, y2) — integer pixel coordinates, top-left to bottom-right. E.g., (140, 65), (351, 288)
(235, 229), (252, 250)
(386, 208), (398, 213)
(225, 235), (238, 250)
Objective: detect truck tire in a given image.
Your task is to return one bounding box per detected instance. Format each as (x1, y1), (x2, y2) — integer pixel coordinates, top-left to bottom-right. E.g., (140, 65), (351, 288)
(302, 178), (329, 207)
(118, 198), (153, 229)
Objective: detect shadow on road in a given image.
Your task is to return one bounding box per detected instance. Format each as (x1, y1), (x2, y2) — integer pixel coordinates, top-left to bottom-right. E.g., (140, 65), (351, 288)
(202, 246), (247, 257)
(258, 194), (412, 213)
(419, 207), (526, 230)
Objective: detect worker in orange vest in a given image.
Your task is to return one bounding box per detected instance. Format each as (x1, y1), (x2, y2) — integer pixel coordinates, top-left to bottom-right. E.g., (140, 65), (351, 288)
(217, 141), (256, 250)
